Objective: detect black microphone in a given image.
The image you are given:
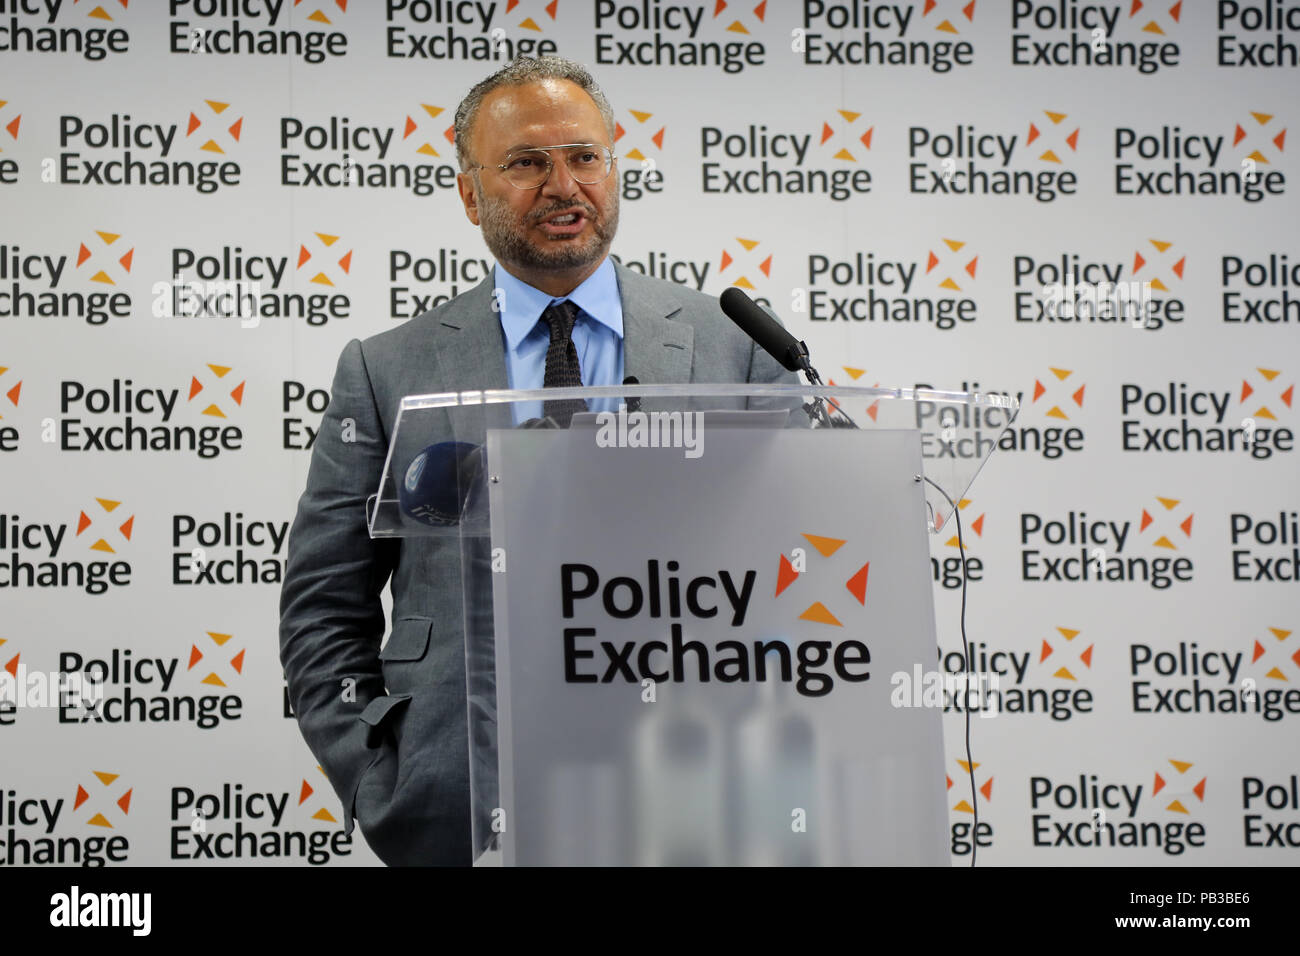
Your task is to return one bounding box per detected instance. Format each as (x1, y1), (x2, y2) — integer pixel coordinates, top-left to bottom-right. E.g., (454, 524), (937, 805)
(718, 287), (858, 429)
(719, 287), (808, 373)
(623, 375), (642, 412)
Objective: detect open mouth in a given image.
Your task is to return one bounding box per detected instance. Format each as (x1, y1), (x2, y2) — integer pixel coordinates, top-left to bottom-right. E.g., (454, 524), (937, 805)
(537, 210), (587, 237)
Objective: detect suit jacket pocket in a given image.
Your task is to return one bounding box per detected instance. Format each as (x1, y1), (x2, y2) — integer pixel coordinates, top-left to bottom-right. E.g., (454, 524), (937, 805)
(381, 617), (433, 661)
(345, 694), (410, 837)
(380, 617), (433, 694)
(359, 693), (411, 748)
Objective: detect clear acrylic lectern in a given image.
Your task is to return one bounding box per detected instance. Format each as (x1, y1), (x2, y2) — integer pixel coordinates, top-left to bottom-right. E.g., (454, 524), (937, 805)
(368, 384), (1017, 865)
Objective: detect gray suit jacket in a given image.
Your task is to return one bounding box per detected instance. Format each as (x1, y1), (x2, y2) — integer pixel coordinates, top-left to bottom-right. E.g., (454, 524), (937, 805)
(279, 260), (799, 866)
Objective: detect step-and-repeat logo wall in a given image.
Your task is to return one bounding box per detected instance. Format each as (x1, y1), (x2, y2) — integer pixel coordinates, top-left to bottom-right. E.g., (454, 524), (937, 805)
(1, 3), (1295, 865)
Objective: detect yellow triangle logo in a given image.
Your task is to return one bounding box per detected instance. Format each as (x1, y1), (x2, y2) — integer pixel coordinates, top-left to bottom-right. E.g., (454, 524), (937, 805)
(799, 602), (842, 627)
(1149, 277), (1169, 291)
(843, 366), (865, 379)
(1051, 367), (1072, 380)
(944, 238), (965, 252)
(312, 807), (337, 822)
(1169, 759), (1193, 774)
(1152, 535), (1176, 549)
(201, 139), (225, 154)
(96, 230), (120, 245)
(207, 100), (230, 114)
(87, 812), (113, 827)
(736, 238), (759, 251)
(1251, 111), (1274, 125)
(93, 771), (119, 786)
(207, 632), (233, 646)
(417, 143), (439, 157)
(315, 234), (339, 247)
(732, 276), (755, 290)
(207, 364), (231, 377)
(90, 539), (115, 553)
(519, 17), (541, 31)
(629, 110), (653, 124)
(957, 760), (979, 773)
(1045, 406), (1068, 419)
(1053, 667), (1076, 680)
(939, 277), (961, 291)
(1253, 406), (1277, 420)
(936, 18), (958, 33)
(726, 19), (749, 33)
(1149, 239), (1172, 252)
(838, 110), (861, 123)
(201, 404), (225, 418)
(1258, 367), (1280, 381)
(1040, 149), (1061, 163)
(1045, 111), (1068, 125)
(422, 105), (444, 119)
(625, 148), (646, 161)
(311, 272), (334, 286)
(1142, 20), (1164, 34)
(201, 673), (227, 686)
(1057, 627), (1080, 640)
(832, 147), (855, 161)
(1265, 666), (1287, 681)
(1157, 497), (1180, 510)
(96, 498), (120, 512)
(308, 9), (331, 23)
(1167, 799), (1189, 814)
(1270, 627), (1292, 640)
(90, 270), (115, 285)
(952, 799), (974, 813)
(1248, 149), (1269, 164)
(801, 533), (846, 557)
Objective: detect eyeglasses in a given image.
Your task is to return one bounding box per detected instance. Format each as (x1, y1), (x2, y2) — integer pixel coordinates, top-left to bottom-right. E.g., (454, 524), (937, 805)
(473, 144), (614, 189)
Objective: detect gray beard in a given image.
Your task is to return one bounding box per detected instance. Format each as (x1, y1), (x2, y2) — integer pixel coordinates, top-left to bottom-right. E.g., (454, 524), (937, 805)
(476, 189), (619, 274)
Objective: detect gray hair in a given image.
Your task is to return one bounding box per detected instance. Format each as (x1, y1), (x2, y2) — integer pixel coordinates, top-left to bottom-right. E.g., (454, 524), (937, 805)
(453, 55), (617, 172)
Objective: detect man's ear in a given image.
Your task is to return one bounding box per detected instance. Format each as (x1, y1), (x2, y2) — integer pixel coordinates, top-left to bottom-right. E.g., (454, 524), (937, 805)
(457, 172), (481, 226)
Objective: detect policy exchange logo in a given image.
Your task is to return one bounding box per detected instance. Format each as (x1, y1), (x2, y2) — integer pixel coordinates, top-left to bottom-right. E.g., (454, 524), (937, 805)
(0, 99), (20, 153)
(718, 237), (772, 293)
(75, 771), (133, 830)
(774, 532), (870, 627)
(1153, 759), (1206, 815)
(0, 364), (21, 419)
(76, 498), (134, 554)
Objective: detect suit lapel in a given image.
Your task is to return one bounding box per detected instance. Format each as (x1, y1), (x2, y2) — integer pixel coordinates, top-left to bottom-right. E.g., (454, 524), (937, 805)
(431, 273), (511, 394)
(615, 261), (695, 385)
(418, 273), (508, 445)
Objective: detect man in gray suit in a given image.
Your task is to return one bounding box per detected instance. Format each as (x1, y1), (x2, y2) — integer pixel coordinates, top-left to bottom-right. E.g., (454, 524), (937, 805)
(279, 56), (797, 866)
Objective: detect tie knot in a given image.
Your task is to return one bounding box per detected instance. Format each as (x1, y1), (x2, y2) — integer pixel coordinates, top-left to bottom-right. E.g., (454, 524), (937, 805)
(541, 300), (580, 344)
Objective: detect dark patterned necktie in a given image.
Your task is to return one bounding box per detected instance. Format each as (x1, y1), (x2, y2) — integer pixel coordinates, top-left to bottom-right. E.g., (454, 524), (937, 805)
(540, 299), (589, 426)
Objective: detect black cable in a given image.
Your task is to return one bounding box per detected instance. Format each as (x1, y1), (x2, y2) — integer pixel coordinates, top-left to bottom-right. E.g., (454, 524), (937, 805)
(922, 476), (978, 868)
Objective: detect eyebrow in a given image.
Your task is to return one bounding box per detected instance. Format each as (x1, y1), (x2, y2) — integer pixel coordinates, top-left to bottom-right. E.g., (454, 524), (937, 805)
(503, 141), (601, 153)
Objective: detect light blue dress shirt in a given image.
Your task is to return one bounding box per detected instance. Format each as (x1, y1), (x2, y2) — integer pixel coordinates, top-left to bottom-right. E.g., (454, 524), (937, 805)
(494, 258), (625, 424)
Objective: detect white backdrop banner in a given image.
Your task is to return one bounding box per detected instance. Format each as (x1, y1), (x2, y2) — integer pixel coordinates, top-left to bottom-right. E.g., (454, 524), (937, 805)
(0, 1), (1296, 865)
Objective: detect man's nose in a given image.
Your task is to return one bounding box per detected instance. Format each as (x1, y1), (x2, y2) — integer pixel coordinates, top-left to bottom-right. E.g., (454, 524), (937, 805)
(540, 154), (580, 200)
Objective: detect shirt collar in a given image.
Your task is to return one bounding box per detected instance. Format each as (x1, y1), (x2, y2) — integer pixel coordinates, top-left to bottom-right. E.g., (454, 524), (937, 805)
(495, 257), (624, 352)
